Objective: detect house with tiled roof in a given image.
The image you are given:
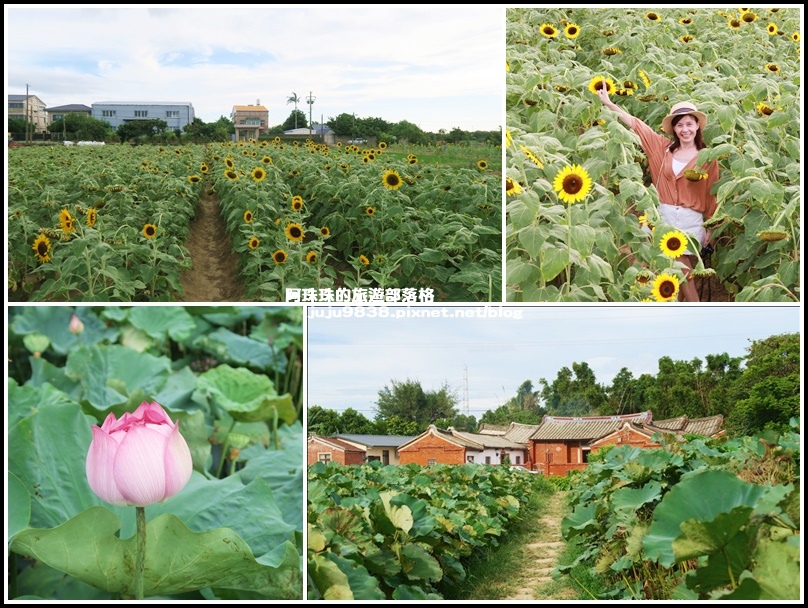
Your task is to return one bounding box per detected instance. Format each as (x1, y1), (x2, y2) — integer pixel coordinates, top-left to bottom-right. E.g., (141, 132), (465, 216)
(530, 412), (724, 476)
(307, 435), (366, 466)
(333, 434), (415, 466)
(231, 101), (268, 140)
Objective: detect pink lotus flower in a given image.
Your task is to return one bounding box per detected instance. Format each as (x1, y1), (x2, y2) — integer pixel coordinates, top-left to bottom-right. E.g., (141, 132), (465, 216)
(86, 401), (193, 507)
(69, 314), (84, 334)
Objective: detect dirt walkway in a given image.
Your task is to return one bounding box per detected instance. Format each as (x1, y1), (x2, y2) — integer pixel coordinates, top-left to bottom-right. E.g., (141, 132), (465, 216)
(501, 491), (578, 601)
(178, 188), (246, 302)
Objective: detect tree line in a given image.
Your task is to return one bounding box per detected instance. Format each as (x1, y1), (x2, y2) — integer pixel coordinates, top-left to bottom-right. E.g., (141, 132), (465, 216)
(308, 333), (800, 439)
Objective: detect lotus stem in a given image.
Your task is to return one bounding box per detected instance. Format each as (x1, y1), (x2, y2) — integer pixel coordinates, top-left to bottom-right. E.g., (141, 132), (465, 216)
(134, 506), (146, 600)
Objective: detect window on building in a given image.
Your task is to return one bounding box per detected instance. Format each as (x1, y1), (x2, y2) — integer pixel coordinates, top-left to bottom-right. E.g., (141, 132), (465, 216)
(245, 118), (261, 125)
(9, 103), (24, 109)
(466, 456), (474, 463)
(382, 450), (390, 465)
(134, 110), (148, 118)
(166, 110), (180, 118)
(427, 459), (437, 466)
(318, 453), (331, 463)
(515, 455), (521, 464)
(102, 110), (116, 117)
(53, 114), (63, 121)
(485, 456), (491, 464)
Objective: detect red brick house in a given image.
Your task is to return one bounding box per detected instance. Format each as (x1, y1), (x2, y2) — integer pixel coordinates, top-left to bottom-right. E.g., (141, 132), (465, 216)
(398, 423), (538, 466)
(529, 412), (724, 476)
(307, 435), (365, 466)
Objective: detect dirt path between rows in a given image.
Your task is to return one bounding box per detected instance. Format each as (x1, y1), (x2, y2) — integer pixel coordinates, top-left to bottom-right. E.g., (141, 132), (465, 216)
(501, 491), (578, 601)
(178, 188), (246, 302)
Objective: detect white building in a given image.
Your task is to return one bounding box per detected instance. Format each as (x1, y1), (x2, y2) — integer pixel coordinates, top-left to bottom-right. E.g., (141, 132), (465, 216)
(92, 101), (194, 130)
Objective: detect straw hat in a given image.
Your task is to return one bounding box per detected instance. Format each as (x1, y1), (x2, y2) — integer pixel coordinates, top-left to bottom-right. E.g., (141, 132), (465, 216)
(661, 101), (708, 135)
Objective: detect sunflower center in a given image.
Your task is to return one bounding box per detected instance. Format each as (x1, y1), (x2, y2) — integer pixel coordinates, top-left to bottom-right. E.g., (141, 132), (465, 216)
(562, 175), (583, 194)
(146, 226), (155, 236)
(388, 175), (399, 185)
(291, 227), (301, 238)
(37, 242), (48, 255)
(667, 237), (682, 251)
(659, 280), (676, 298)
(569, 26), (578, 34)
(543, 27), (553, 34)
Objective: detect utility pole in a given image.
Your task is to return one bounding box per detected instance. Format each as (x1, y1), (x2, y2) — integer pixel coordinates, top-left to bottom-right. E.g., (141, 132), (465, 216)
(26, 83), (30, 142)
(463, 365), (470, 417)
(306, 91), (315, 137)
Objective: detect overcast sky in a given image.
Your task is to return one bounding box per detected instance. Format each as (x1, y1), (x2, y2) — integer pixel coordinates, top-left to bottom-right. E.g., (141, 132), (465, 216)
(5, 5), (502, 132)
(306, 305), (802, 419)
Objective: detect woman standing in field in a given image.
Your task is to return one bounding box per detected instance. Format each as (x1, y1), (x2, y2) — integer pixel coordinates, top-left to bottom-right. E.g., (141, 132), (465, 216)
(597, 79), (719, 302)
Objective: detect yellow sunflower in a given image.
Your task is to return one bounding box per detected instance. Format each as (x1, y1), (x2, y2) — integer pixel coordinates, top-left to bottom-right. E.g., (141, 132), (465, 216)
(505, 130), (512, 148)
(660, 230), (688, 258)
(757, 102), (775, 116)
(728, 18), (742, 29)
(86, 208), (97, 227)
(553, 164), (592, 204)
(142, 223), (157, 239)
(680, 35), (694, 43)
(225, 169), (239, 180)
(408, 157), (418, 165)
(359, 254), (370, 266)
(366, 207), (376, 217)
(382, 170), (403, 190)
(588, 76), (615, 95)
(306, 250), (318, 264)
(251, 166), (267, 182)
(646, 12), (659, 21)
(741, 11), (757, 23)
(539, 23), (558, 38)
(679, 17), (692, 25)
(520, 146), (542, 167)
(564, 23), (580, 38)
(638, 70), (651, 89)
(273, 249), (288, 264)
(652, 273), (680, 302)
(188, 175), (202, 183)
(261, 155), (273, 165)
(225, 157), (235, 169)
(477, 160), (488, 171)
(505, 177), (522, 196)
(765, 63), (780, 73)
(379, 141), (387, 149)
(59, 208), (75, 233)
(200, 163), (209, 174)
(248, 237), (260, 250)
(602, 47), (622, 55)
(285, 222), (304, 242)
(767, 23), (778, 35)
(792, 32), (800, 42)
(32, 234), (51, 263)
(244, 210), (254, 223)
(291, 195), (304, 211)
(320, 226), (331, 237)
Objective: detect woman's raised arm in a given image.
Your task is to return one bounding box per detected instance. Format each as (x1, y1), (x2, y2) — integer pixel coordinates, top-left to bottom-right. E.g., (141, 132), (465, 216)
(597, 78), (634, 127)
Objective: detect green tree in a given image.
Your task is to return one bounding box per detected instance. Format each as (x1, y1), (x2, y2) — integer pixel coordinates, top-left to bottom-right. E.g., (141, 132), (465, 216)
(282, 110), (308, 131)
(338, 408), (375, 434)
(8, 117), (35, 137)
(374, 378), (458, 430)
(286, 93), (300, 129)
(47, 114), (112, 141)
(540, 362), (606, 416)
(392, 120), (425, 144)
(326, 113), (356, 137)
(117, 118), (168, 143)
(725, 333), (800, 436)
(375, 416), (420, 436)
(307, 405), (341, 436)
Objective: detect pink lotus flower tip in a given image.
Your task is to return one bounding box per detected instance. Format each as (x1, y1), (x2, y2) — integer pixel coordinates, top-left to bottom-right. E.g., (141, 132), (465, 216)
(69, 314), (85, 334)
(86, 401), (193, 507)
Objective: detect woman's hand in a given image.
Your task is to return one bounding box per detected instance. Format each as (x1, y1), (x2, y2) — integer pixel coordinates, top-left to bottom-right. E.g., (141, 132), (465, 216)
(596, 78), (610, 105)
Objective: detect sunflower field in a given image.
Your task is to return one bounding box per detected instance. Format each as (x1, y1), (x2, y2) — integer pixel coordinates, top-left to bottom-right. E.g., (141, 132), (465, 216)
(506, 8), (800, 302)
(8, 139), (501, 302)
(209, 139), (502, 302)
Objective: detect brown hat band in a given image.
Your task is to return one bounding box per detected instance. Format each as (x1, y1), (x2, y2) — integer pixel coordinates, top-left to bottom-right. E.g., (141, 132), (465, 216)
(672, 107), (697, 115)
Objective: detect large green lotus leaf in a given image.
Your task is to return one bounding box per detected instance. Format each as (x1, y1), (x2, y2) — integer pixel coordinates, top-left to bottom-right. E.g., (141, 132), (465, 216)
(309, 524), (327, 552)
(118, 325), (154, 353)
(8, 471), (31, 542)
(318, 507), (368, 547)
(8, 390), (110, 529)
(8, 378), (78, 427)
(127, 306), (197, 342)
(561, 503), (597, 539)
(10, 507), (301, 599)
(14, 561), (113, 600)
(400, 543), (443, 582)
(251, 316), (303, 351)
(393, 584), (443, 600)
(194, 327), (285, 373)
(11, 307), (119, 355)
(644, 470), (765, 567)
(152, 367), (201, 413)
(196, 364), (295, 424)
(683, 530), (752, 595)
(711, 539), (802, 600)
(390, 493), (437, 538)
(612, 481), (662, 511)
(324, 553), (387, 600)
(64, 344), (172, 412)
(28, 356), (82, 398)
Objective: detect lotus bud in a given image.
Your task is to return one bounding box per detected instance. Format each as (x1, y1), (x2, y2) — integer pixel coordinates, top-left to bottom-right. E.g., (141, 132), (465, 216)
(69, 314), (85, 335)
(86, 401), (193, 507)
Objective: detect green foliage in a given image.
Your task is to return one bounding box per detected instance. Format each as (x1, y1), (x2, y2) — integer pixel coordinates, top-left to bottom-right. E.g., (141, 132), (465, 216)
(7, 305), (304, 600)
(375, 378), (459, 431)
(282, 110), (308, 131)
(308, 463), (536, 599)
(557, 426), (800, 599)
(47, 114), (114, 141)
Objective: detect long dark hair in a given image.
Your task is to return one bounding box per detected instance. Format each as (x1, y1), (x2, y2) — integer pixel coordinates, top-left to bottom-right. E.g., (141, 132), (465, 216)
(668, 114), (705, 151)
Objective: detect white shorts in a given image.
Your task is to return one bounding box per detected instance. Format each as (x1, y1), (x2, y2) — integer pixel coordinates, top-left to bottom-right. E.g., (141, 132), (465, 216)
(652, 204), (707, 254)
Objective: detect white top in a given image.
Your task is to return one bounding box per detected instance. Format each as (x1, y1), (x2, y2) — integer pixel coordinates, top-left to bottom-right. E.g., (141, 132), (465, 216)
(671, 158), (687, 175)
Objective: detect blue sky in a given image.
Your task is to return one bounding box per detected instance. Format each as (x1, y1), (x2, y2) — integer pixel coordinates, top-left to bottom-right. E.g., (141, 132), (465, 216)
(5, 5), (502, 132)
(306, 305), (802, 419)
